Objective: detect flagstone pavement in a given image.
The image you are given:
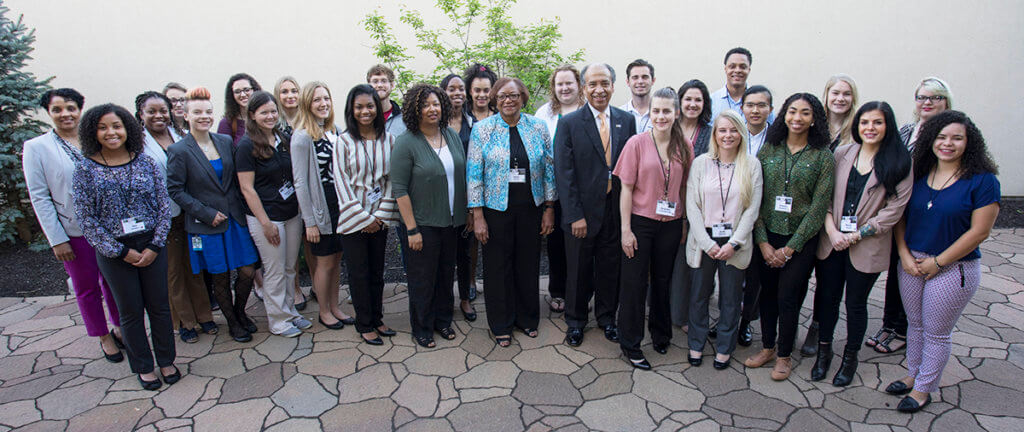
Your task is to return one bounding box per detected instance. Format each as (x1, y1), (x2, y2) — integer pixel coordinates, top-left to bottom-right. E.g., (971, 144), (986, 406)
(1, 230), (1023, 431)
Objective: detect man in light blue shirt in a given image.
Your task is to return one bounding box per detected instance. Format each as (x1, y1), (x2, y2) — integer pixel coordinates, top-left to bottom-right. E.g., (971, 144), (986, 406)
(620, 59), (655, 133)
(710, 47), (775, 125)
(742, 85), (773, 157)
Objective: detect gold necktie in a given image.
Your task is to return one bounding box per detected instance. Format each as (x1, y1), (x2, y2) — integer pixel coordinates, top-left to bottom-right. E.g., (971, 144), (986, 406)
(599, 112), (611, 192)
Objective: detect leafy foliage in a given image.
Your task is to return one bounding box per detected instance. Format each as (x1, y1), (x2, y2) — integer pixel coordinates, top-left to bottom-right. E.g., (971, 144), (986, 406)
(363, 0), (584, 112)
(0, 0), (53, 244)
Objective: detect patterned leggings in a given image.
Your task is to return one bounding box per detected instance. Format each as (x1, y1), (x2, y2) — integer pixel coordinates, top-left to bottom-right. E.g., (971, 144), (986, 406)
(897, 251), (980, 393)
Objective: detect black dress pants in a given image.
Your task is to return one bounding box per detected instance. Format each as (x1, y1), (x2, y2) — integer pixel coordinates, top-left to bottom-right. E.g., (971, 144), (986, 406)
(341, 228), (389, 334)
(482, 204), (542, 337)
(95, 250), (174, 374)
(618, 215), (682, 358)
(545, 201), (567, 299)
(455, 225), (474, 301)
(564, 195), (620, 329)
(741, 257), (761, 322)
(882, 238), (908, 335)
(816, 249), (881, 351)
(756, 232), (819, 357)
(406, 225), (457, 339)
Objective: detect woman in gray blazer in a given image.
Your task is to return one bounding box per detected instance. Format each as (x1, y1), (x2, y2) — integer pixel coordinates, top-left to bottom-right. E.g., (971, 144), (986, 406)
(166, 87), (260, 343)
(23, 88), (124, 362)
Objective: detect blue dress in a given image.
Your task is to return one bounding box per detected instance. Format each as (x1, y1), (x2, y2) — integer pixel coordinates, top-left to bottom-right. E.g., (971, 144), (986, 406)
(188, 158), (260, 274)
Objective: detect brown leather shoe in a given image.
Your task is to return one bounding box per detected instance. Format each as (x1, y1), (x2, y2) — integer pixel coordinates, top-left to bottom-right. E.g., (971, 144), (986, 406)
(771, 357), (793, 380)
(744, 348), (777, 368)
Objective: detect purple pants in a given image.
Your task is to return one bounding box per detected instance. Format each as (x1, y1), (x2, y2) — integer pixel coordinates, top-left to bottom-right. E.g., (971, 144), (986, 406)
(898, 251), (980, 393)
(63, 236), (121, 336)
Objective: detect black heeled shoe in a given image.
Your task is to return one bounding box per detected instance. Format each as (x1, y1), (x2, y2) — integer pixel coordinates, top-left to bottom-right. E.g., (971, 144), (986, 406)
(810, 343), (832, 381)
(101, 342), (124, 363)
(885, 380), (913, 395)
(653, 342), (669, 355)
(111, 331), (126, 349)
(623, 349), (652, 370)
(362, 334), (384, 346)
(377, 327), (396, 337)
(800, 321), (819, 356)
(138, 374), (162, 391)
(832, 348), (859, 387)
(460, 302), (477, 322)
(713, 356), (731, 370)
(161, 365), (182, 385)
(319, 316), (344, 330)
(896, 394), (931, 413)
(294, 292), (308, 311)
(688, 355), (703, 367)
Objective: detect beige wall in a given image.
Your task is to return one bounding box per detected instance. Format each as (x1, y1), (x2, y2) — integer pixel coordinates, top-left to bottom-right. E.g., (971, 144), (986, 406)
(10, 0), (1022, 194)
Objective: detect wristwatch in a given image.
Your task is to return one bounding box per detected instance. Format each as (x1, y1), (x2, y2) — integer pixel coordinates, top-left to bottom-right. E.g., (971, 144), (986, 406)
(729, 241), (741, 250)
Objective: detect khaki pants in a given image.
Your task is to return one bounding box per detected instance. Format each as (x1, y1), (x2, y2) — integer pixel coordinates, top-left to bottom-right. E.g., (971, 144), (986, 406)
(247, 215), (303, 334)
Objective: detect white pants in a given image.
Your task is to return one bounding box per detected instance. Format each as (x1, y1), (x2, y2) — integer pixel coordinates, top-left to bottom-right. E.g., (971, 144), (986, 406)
(247, 215), (303, 334)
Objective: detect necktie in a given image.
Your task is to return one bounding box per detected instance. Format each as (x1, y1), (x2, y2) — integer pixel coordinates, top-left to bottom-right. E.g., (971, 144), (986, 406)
(599, 112), (611, 192)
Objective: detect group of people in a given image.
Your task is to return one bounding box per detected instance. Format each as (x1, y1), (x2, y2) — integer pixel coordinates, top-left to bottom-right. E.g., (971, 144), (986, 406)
(22, 47), (999, 414)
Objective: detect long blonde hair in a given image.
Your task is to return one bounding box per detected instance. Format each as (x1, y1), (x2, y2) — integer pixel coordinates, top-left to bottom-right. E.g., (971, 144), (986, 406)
(295, 81), (337, 139)
(274, 76), (300, 128)
(822, 74), (859, 146)
(709, 110), (754, 208)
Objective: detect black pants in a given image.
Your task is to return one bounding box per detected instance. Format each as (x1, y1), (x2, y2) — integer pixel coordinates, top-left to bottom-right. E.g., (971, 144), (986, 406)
(741, 256), (761, 322)
(756, 232), (818, 357)
(882, 239), (908, 335)
(341, 228), (388, 334)
(455, 226), (475, 301)
(564, 195), (620, 329)
(618, 215), (682, 358)
(816, 249), (881, 351)
(407, 226), (457, 339)
(95, 250), (174, 374)
(482, 204), (542, 337)
(545, 201), (567, 299)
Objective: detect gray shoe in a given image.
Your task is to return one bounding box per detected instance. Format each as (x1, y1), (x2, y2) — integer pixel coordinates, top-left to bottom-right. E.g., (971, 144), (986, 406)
(293, 316), (314, 330)
(278, 326), (302, 338)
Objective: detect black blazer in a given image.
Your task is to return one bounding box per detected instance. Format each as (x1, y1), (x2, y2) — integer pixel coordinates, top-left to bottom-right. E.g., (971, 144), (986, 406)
(553, 104), (637, 236)
(167, 132), (248, 235)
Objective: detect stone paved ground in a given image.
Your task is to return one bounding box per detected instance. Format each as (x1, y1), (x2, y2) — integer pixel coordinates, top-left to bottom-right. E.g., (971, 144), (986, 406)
(0, 230), (1023, 431)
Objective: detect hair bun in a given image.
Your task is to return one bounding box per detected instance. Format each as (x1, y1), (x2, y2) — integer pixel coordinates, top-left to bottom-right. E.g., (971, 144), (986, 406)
(186, 87), (212, 101)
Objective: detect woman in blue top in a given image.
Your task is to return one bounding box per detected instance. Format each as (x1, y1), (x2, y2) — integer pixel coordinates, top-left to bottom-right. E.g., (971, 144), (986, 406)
(467, 77), (557, 347)
(886, 110), (999, 413)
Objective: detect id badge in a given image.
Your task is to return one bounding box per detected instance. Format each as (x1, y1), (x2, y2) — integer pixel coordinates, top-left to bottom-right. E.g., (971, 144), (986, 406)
(655, 200), (677, 217)
(367, 186), (383, 203)
(774, 196), (793, 213)
(191, 235), (203, 251)
(509, 168), (527, 184)
(840, 215), (858, 233)
(712, 223), (733, 238)
(121, 217), (145, 235)
(279, 181), (295, 200)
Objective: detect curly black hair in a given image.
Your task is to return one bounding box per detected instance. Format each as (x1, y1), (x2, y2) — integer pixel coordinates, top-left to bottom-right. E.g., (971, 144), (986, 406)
(912, 110), (998, 181)
(765, 93), (830, 150)
(133, 91), (183, 136)
(677, 79), (712, 125)
(401, 83), (451, 134)
(39, 88), (84, 110)
(223, 72), (262, 123)
(78, 104), (145, 157)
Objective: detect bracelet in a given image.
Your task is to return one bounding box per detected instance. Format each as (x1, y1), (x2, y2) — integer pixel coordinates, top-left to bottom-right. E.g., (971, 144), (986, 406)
(933, 256), (943, 270)
(407, 226), (420, 236)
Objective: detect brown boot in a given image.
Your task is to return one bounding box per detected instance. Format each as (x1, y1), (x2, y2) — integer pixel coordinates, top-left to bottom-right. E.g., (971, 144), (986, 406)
(771, 356), (793, 380)
(744, 348), (777, 368)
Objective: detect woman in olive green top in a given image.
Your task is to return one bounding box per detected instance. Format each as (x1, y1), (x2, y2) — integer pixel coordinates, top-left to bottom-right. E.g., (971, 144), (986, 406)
(743, 93), (834, 381)
(391, 84), (468, 348)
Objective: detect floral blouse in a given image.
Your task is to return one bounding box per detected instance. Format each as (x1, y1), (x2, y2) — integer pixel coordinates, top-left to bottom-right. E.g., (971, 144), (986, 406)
(467, 113), (557, 211)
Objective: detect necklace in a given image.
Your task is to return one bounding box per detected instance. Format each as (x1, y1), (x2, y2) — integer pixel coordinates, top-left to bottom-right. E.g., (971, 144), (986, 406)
(926, 168), (958, 210)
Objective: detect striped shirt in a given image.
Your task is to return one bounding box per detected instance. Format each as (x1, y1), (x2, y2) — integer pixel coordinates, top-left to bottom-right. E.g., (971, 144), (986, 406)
(332, 132), (398, 234)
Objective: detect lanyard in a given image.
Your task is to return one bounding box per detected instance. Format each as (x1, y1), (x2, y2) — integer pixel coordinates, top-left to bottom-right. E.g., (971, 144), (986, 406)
(715, 159), (735, 222)
(689, 125), (701, 144)
(782, 145), (806, 195)
(651, 132), (671, 199)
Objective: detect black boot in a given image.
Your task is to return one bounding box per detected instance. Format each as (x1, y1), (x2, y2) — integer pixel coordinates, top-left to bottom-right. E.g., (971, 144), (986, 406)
(213, 273), (252, 342)
(833, 348), (859, 387)
(800, 321), (819, 356)
(810, 343), (832, 381)
(233, 268), (258, 333)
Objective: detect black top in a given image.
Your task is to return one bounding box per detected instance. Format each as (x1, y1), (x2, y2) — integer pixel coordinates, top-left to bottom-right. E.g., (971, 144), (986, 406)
(456, 113), (472, 153)
(843, 165), (871, 216)
(508, 126), (533, 207)
(235, 135), (300, 221)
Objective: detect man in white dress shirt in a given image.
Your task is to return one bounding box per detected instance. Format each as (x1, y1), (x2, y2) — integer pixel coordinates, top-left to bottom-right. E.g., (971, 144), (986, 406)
(620, 59), (655, 133)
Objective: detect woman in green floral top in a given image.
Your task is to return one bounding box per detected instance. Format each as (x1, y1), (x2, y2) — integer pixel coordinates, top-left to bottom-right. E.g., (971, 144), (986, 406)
(743, 93), (834, 381)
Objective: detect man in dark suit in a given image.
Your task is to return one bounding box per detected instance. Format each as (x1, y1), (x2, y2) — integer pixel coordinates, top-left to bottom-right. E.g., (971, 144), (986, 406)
(554, 63), (637, 352)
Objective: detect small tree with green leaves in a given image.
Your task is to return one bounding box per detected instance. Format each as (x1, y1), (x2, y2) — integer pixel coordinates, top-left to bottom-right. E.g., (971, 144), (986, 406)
(363, 0), (584, 112)
(0, 0), (52, 245)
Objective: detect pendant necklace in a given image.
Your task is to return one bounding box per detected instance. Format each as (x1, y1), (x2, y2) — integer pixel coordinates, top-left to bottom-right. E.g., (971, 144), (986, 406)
(927, 168), (958, 210)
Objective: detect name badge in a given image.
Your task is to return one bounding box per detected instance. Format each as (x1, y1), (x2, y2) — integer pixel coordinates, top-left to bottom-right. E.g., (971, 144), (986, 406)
(655, 200), (677, 217)
(774, 196), (793, 213)
(121, 217), (145, 235)
(712, 223), (733, 238)
(840, 215), (858, 233)
(279, 181), (295, 200)
(367, 186), (383, 203)
(509, 168), (527, 184)
(191, 235), (204, 251)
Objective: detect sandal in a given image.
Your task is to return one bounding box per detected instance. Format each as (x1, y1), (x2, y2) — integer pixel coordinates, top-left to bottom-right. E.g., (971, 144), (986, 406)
(414, 335), (436, 348)
(865, 327), (891, 348)
(517, 326), (538, 338)
(548, 296), (565, 313)
(437, 327), (457, 340)
(874, 331), (906, 354)
(495, 336), (512, 347)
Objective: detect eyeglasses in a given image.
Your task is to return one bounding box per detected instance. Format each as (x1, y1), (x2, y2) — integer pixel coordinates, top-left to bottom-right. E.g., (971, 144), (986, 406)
(169, 97), (186, 105)
(232, 87), (254, 96)
(496, 93), (521, 102)
(743, 102), (769, 109)
(915, 95), (946, 103)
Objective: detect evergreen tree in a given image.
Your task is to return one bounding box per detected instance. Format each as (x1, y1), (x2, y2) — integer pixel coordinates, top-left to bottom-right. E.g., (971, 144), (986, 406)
(0, 0), (52, 244)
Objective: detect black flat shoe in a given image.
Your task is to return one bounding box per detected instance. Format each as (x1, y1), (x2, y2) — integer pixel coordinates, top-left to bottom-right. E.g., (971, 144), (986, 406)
(653, 342), (669, 355)
(461, 308), (477, 322)
(713, 357), (731, 370)
(885, 380), (913, 395)
(161, 365), (181, 385)
(101, 343), (124, 363)
(565, 327), (583, 347)
(138, 374), (162, 391)
(737, 321), (753, 347)
(363, 335), (384, 346)
(338, 316), (357, 325)
(377, 327), (396, 337)
(688, 356), (703, 367)
(111, 332), (126, 349)
(897, 394), (931, 413)
(294, 293), (307, 311)
(603, 324), (619, 342)
(319, 316), (344, 330)
(437, 327), (457, 340)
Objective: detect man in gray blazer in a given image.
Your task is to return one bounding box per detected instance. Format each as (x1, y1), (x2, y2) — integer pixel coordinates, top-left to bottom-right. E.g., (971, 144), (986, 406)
(554, 63), (637, 350)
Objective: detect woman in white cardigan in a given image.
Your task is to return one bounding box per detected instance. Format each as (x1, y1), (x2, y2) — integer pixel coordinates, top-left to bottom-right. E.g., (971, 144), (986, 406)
(685, 109), (763, 369)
